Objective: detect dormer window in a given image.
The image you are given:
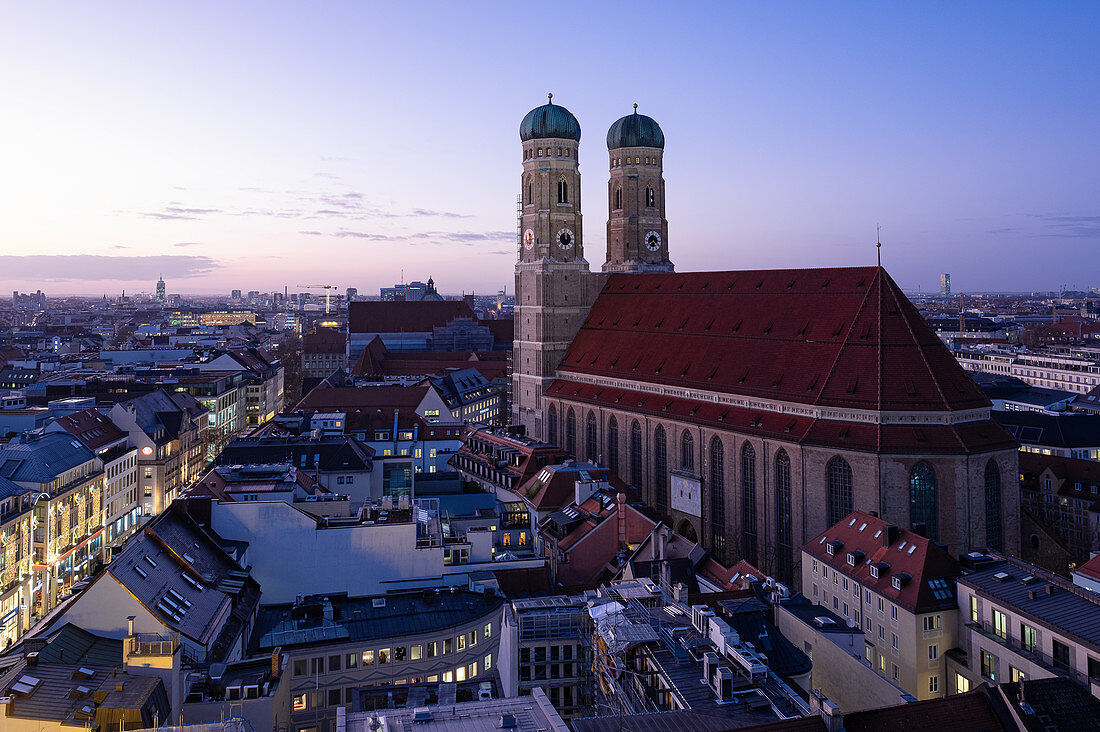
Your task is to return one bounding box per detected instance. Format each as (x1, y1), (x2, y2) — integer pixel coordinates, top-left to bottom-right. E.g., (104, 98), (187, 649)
(846, 550), (865, 567)
(870, 565), (880, 579)
(826, 540), (842, 557)
(891, 572), (911, 590)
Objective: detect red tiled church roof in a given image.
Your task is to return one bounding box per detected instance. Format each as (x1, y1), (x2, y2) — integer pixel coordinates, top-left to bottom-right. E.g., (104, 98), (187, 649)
(804, 510), (960, 614)
(558, 266), (990, 413)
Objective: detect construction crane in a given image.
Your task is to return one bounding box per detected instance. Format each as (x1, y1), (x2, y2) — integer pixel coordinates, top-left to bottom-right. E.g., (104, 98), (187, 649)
(296, 284), (338, 315)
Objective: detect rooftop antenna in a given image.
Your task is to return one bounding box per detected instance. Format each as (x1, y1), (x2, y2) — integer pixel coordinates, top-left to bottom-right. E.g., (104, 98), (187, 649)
(876, 224), (882, 267)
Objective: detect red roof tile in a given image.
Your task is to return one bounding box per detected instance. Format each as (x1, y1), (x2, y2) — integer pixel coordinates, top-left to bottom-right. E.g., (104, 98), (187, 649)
(803, 510), (960, 614)
(558, 266), (990, 412)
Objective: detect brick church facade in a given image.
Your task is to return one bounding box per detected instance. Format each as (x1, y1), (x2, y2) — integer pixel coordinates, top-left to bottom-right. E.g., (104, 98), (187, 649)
(511, 97), (1019, 586)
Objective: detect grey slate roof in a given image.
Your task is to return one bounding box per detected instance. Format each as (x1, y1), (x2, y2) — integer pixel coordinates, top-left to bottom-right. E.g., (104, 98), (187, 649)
(994, 411), (1100, 449)
(253, 589), (503, 652)
(0, 432), (96, 484)
(119, 388), (207, 441)
(960, 559), (1100, 651)
(104, 507), (260, 659)
(0, 474), (30, 500)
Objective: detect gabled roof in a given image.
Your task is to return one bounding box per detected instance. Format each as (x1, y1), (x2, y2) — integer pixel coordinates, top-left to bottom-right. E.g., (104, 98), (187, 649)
(303, 327), (346, 354)
(558, 267), (990, 412)
(803, 510), (960, 614)
(996, 410), (1100, 449)
(842, 687), (1009, 732)
(52, 408), (126, 451)
(348, 300), (476, 333)
(0, 432), (96, 484)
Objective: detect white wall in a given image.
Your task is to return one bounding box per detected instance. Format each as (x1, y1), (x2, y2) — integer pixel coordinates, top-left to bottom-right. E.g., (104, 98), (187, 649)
(209, 501), (441, 603)
(50, 572), (163, 638)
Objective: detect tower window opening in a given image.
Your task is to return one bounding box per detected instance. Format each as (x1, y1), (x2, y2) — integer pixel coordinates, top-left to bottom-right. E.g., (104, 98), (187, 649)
(557, 176), (569, 204)
(537, 148), (543, 157)
(526, 176), (533, 205)
(645, 186), (655, 208)
(635, 156), (641, 165)
(557, 147), (562, 156)
(614, 187), (622, 210)
(565, 148), (570, 158)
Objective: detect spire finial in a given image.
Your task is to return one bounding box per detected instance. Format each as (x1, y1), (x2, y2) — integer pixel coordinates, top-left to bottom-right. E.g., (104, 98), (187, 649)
(633, 103), (638, 112)
(876, 224), (883, 267)
(547, 92), (553, 103)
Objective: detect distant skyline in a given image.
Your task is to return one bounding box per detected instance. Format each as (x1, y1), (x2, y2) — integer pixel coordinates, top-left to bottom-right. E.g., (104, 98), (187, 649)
(2, 2), (1098, 295)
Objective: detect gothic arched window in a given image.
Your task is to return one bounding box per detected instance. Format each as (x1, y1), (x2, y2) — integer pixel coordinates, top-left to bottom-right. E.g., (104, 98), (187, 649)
(645, 186), (655, 208)
(526, 176), (532, 205)
(565, 408), (576, 456)
(546, 404), (557, 446)
(608, 417), (619, 474)
(985, 460), (1003, 550)
(826, 457), (854, 528)
(654, 426), (668, 515)
(709, 437), (727, 563)
(629, 420), (643, 489)
(585, 412), (598, 462)
(680, 430), (694, 472)
(557, 176), (569, 204)
(910, 462), (938, 541)
(775, 449), (793, 585)
(614, 186), (622, 211)
(741, 442), (758, 564)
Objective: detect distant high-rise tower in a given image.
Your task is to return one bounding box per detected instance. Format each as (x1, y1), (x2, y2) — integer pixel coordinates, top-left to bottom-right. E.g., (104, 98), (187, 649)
(940, 273), (951, 298)
(604, 105), (673, 273)
(155, 276), (166, 303)
(346, 287), (358, 302)
(512, 95), (595, 438)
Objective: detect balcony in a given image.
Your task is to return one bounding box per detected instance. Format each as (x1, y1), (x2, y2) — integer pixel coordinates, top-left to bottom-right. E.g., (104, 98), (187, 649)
(969, 621), (1093, 687)
(126, 632), (180, 657)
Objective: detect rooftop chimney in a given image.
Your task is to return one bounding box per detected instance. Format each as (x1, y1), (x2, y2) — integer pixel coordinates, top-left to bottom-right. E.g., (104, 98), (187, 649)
(884, 525), (900, 547)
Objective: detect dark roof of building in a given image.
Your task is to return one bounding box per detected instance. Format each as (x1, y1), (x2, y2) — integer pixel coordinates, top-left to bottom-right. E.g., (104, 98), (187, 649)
(0, 432), (96, 483)
(117, 388), (207, 441)
(34, 623), (124, 667)
(842, 687), (1008, 732)
(803, 510), (960, 614)
(959, 557), (1100, 651)
(559, 267), (992, 413)
(717, 597), (812, 677)
(52, 408), (126, 451)
(296, 383), (429, 412)
(999, 677), (1100, 731)
(574, 710), (770, 732)
(347, 300), (476, 334)
(519, 97), (581, 142)
(102, 506), (261, 659)
(607, 107), (665, 150)
(995, 410), (1100, 448)
(0, 474), (29, 500)
(303, 327), (346, 354)
(214, 435), (374, 471)
(428, 368), (494, 408)
(252, 589), (504, 652)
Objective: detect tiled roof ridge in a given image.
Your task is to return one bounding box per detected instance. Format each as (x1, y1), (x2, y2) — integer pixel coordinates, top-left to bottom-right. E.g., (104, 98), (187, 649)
(814, 266), (881, 416)
(886, 269), (953, 410)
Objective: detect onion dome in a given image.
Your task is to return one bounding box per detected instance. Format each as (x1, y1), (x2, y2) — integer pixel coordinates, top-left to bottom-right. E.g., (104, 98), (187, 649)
(606, 104), (664, 150)
(519, 93), (581, 142)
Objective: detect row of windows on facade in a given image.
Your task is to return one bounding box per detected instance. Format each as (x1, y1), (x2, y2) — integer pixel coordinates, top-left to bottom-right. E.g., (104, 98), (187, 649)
(291, 624), (492, 678)
(524, 147), (576, 160)
(546, 404), (1005, 577)
(291, 655), (493, 712)
(611, 155), (659, 167)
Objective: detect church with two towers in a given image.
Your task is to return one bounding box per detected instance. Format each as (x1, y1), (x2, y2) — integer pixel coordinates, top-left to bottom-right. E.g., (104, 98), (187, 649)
(511, 96), (1019, 588)
(512, 95), (673, 437)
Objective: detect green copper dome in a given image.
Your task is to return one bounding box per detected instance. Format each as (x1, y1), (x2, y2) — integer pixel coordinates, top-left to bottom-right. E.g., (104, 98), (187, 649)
(606, 105), (664, 150)
(520, 94), (581, 142)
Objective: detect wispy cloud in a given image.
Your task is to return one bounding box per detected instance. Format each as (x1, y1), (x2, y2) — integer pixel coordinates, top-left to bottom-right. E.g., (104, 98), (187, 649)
(174, 242), (202, 247)
(1037, 214), (1100, 238)
(0, 255), (219, 281)
(331, 230), (513, 246)
(298, 230), (324, 236)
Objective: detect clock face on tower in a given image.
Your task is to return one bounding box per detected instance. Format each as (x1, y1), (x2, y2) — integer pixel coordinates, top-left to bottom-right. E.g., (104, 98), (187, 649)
(523, 229), (534, 250)
(645, 231), (662, 251)
(556, 228), (575, 249)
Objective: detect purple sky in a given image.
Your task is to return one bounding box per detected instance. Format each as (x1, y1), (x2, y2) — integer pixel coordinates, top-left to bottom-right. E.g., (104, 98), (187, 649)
(2, 2), (1098, 296)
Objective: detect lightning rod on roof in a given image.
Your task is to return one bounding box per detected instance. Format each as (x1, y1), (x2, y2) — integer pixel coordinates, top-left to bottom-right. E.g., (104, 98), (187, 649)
(876, 224), (883, 268)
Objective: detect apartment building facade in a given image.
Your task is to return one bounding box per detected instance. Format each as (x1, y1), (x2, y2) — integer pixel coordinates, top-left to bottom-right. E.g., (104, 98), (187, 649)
(951, 555), (1100, 699)
(802, 511), (961, 701)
